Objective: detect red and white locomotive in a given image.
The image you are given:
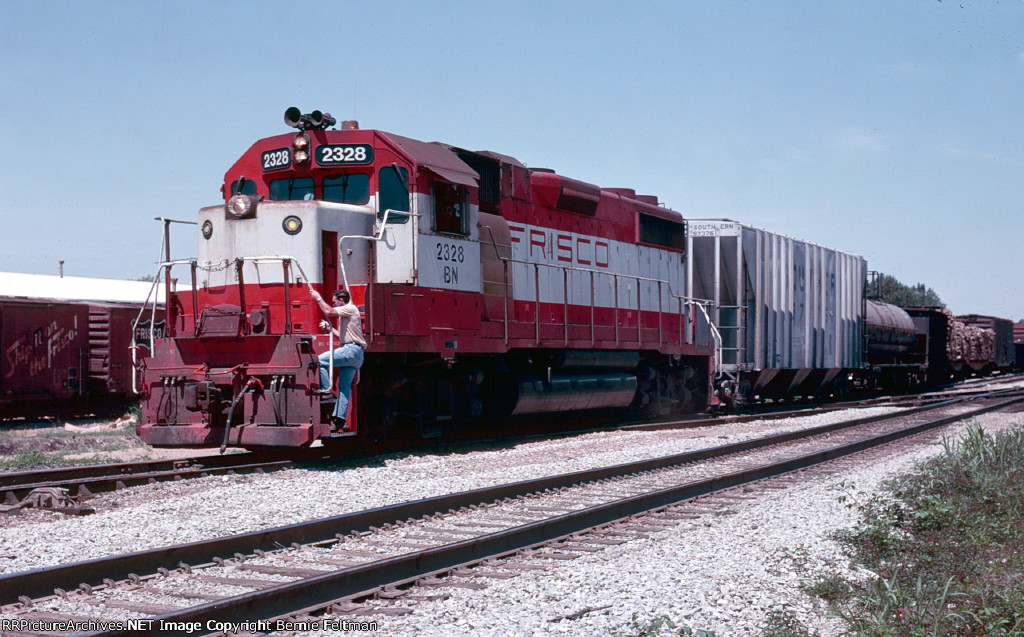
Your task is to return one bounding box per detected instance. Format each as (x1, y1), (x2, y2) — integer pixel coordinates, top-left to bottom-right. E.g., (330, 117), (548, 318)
(135, 108), (717, 448)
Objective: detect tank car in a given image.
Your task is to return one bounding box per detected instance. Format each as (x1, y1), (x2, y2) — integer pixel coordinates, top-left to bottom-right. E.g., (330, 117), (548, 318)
(134, 109), (717, 449)
(862, 300), (921, 392)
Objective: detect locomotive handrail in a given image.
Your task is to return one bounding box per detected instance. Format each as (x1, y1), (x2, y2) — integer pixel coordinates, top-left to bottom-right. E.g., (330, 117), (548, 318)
(328, 209), (403, 387)
(338, 208), (403, 292)
(686, 298), (723, 377)
(130, 260), (190, 395)
(476, 242), (722, 370)
(130, 256), (316, 395)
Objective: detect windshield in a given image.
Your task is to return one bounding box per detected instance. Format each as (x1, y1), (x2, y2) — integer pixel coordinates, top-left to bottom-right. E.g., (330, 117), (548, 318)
(323, 173), (370, 204)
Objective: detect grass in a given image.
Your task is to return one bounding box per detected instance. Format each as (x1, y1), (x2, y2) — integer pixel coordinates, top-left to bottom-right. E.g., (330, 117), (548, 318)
(0, 449), (51, 470)
(0, 444), (146, 470)
(610, 614), (716, 637)
(813, 422), (1024, 636)
(0, 421), (144, 470)
(613, 421), (1024, 637)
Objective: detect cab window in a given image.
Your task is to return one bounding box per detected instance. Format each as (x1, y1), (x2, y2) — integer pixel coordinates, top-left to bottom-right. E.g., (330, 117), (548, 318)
(323, 173), (370, 204)
(379, 165), (410, 223)
(230, 178), (257, 196)
(269, 177), (314, 201)
(433, 181), (466, 235)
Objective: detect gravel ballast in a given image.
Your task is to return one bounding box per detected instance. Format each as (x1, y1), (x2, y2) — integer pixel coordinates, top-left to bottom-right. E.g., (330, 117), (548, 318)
(1, 397), (1022, 635)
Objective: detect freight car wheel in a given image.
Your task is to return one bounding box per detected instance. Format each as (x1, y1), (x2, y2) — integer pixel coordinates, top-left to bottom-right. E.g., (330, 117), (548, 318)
(834, 376), (851, 401)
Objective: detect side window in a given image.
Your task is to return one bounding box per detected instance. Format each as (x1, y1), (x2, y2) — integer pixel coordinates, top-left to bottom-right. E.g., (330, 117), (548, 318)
(433, 181), (466, 235)
(378, 165), (410, 223)
(269, 177), (314, 201)
(323, 173), (370, 204)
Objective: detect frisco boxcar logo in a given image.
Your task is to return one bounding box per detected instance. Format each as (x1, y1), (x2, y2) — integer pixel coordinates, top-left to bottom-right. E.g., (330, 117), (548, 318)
(133, 319), (166, 349)
(4, 318), (78, 379)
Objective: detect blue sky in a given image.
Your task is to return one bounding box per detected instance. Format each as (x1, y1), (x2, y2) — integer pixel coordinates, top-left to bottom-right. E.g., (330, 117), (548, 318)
(1, 1), (1022, 319)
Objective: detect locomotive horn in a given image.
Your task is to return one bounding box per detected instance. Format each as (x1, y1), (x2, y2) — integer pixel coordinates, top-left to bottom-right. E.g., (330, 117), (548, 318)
(309, 110), (337, 130)
(311, 110), (336, 129)
(284, 106), (312, 130)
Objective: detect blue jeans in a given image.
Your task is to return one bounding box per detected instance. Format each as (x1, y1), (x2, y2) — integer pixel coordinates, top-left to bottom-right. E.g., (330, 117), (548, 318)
(319, 343), (364, 420)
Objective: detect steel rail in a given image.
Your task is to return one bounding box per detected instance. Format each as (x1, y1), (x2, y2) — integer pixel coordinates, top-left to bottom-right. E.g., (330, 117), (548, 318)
(73, 393), (1024, 637)
(0, 392), (1003, 607)
(0, 451), (308, 503)
(0, 445), (353, 503)
(0, 461), (294, 508)
(0, 455), (258, 491)
(626, 386), (1024, 433)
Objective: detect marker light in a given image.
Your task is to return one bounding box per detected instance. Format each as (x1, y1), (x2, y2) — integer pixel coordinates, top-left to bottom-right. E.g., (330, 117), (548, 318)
(282, 215), (303, 235)
(201, 220), (213, 239)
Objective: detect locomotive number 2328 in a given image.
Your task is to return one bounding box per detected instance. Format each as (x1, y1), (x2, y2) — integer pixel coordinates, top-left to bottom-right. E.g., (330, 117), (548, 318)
(261, 148), (291, 171)
(316, 144), (374, 166)
(435, 242), (465, 263)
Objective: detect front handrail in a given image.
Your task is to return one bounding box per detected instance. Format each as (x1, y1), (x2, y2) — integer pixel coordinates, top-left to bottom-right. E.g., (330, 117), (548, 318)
(130, 256), (315, 395)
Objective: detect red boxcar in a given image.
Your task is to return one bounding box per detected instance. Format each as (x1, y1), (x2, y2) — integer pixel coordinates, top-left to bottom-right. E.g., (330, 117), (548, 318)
(1, 297), (157, 418)
(1, 299), (90, 416)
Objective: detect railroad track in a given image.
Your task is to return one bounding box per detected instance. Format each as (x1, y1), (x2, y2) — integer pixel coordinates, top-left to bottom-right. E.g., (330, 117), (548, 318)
(0, 454), (298, 516)
(7, 376), (1015, 517)
(0, 402), (895, 516)
(1, 390), (1020, 636)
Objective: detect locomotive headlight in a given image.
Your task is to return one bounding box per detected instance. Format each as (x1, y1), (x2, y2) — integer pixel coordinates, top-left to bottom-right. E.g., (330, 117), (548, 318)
(282, 215), (303, 235)
(226, 193), (257, 219)
(201, 220), (214, 239)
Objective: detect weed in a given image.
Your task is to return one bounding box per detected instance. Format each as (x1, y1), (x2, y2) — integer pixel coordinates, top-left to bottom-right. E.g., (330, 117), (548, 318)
(821, 423), (1024, 636)
(760, 607), (815, 637)
(802, 572), (853, 604)
(610, 614), (716, 637)
(0, 449), (48, 469)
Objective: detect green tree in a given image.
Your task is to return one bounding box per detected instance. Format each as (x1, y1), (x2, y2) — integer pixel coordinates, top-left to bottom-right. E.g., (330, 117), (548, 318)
(874, 274), (943, 308)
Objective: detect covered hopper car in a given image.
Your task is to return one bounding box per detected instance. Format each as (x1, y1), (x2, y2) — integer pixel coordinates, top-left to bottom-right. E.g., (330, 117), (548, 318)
(686, 219), (866, 405)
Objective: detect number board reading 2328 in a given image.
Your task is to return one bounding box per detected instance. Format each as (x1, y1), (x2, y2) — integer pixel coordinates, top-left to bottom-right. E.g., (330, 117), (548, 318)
(261, 148), (292, 171)
(316, 144), (374, 166)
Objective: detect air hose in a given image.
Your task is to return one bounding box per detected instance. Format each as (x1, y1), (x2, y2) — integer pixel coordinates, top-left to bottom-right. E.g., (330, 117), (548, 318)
(220, 378), (263, 454)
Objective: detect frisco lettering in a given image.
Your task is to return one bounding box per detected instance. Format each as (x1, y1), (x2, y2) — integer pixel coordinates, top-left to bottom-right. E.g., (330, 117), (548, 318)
(508, 224), (611, 268)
